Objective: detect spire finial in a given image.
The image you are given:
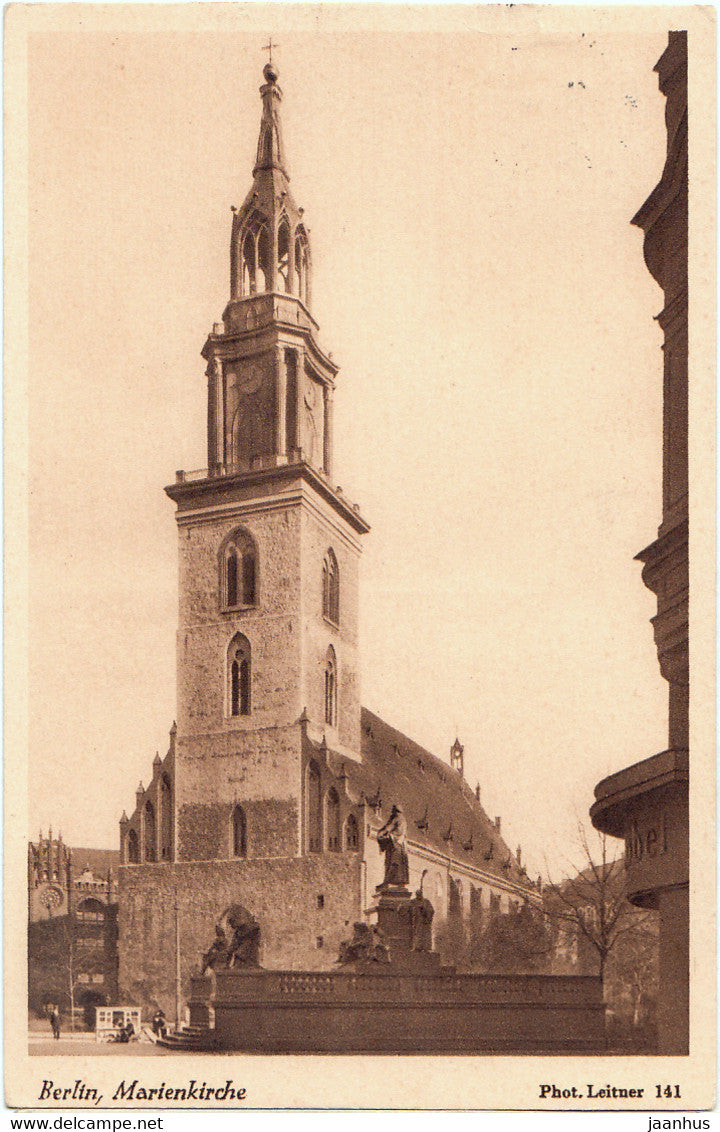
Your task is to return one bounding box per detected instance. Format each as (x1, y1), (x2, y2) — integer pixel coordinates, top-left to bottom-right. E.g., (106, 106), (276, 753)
(262, 37), (279, 83)
(262, 37), (279, 65)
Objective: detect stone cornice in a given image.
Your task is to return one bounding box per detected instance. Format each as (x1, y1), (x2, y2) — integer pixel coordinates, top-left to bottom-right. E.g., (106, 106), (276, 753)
(166, 461), (370, 537)
(405, 838), (541, 903)
(203, 293), (337, 382)
(590, 748), (688, 838)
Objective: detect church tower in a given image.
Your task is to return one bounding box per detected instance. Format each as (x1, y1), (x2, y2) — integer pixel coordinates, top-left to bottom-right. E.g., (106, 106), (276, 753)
(119, 60), (540, 1008)
(164, 61), (369, 864)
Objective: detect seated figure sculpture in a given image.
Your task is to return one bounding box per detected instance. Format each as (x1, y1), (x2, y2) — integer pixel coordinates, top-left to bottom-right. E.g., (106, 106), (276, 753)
(201, 903), (261, 974)
(201, 924), (231, 974)
(336, 921), (390, 966)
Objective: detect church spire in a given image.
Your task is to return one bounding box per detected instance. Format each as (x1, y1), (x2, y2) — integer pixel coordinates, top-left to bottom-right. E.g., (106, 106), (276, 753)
(229, 61), (310, 306)
(197, 58), (354, 482)
(253, 61), (289, 179)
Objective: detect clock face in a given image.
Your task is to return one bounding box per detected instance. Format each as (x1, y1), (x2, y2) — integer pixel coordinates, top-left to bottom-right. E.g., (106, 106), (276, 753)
(39, 885), (63, 910)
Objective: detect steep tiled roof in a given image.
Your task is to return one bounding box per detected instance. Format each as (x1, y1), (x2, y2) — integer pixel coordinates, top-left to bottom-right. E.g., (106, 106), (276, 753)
(346, 708), (534, 891)
(70, 847), (120, 877)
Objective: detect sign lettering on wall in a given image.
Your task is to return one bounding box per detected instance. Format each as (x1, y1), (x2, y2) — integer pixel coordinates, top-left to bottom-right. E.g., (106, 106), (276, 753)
(625, 811), (669, 863)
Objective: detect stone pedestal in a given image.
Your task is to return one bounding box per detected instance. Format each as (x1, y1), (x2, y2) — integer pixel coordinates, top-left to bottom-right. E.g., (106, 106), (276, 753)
(188, 973), (213, 1028)
(370, 886), (444, 973)
(373, 886), (412, 960)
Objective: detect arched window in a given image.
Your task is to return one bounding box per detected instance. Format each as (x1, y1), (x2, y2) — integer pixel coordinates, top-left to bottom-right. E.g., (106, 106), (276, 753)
(231, 805), (247, 858)
(256, 225), (271, 292)
(242, 231), (256, 296)
(228, 635), (251, 717)
(227, 548), (238, 606)
(144, 801), (156, 863)
(221, 530), (257, 610)
(77, 898), (105, 923)
(448, 877), (462, 926)
(242, 552), (256, 606)
(160, 775), (172, 861)
(324, 646), (337, 728)
(239, 217), (273, 295)
(326, 788), (340, 852)
(345, 813), (359, 851)
(322, 549), (339, 624)
(278, 219), (291, 294)
(127, 829), (139, 864)
(306, 761), (322, 854)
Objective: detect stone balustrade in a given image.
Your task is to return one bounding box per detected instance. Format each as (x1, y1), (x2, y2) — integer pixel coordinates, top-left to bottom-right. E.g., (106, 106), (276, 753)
(200, 967), (606, 1053)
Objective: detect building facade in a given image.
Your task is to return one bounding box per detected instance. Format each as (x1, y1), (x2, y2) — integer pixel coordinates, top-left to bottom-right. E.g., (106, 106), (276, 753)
(117, 62), (541, 1013)
(28, 835), (119, 1019)
(590, 31), (688, 1055)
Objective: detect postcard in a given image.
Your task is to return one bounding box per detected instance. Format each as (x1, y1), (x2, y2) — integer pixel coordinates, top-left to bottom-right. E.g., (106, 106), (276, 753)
(5, 2), (716, 1111)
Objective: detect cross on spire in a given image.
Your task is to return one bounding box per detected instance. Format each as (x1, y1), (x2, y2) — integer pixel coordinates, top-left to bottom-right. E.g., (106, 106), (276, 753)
(262, 37), (279, 65)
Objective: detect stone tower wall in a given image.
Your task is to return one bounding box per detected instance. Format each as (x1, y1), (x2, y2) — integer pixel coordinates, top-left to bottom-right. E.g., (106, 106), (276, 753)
(299, 502), (362, 754)
(118, 855), (363, 1013)
(175, 500), (306, 860)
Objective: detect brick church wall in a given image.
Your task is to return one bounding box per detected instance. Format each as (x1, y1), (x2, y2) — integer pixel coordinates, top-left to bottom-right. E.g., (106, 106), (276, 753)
(118, 855), (363, 1013)
(177, 797), (298, 860)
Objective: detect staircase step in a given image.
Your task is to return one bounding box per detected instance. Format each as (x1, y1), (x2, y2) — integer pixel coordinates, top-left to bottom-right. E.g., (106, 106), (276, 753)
(157, 1026), (214, 1051)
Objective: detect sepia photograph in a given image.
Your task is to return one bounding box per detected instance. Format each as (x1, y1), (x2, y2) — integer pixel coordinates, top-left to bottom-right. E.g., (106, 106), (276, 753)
(5, 2), (715, 1111)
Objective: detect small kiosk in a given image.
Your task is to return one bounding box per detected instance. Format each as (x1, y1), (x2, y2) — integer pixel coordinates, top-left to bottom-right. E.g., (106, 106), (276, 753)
(95, 1006), (142, 1043)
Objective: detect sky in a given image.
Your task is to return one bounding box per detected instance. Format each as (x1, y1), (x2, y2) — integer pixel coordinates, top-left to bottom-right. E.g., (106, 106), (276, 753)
(24, 7), (674, 879)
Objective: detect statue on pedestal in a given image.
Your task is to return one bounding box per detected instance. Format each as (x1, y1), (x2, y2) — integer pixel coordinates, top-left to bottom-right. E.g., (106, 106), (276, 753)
(376, 804), (409, 888)
(409, 887), (435, 951)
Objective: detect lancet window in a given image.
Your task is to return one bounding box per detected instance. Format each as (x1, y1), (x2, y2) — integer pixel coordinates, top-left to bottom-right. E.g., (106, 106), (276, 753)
(324, 647), (337, 728)
(345, 813), (359, 851)
(144, 801), (156, 863)
(306, 761), (322, 854)
(326, 788), (340, 852)
(232, 805), (247, 858)
(235, 212), (311, 303)
(160, 774), (172, 861)
(322, 549), (339, 624)
(278, 219), (292, 294)
(239, 215), (273, 295)
(228, 634), (251, 717)
(221, 529), (257, 610)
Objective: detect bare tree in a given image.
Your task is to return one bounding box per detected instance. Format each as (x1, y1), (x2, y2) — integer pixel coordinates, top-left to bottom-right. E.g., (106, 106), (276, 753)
(544, 825), (651, 983)
(607, 920), (659, 1026)
(59, 917), (79, 1031)
(58, 916), (102, 1030)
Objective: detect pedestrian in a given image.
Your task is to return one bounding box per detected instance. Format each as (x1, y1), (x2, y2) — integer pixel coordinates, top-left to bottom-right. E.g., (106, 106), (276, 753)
(49, 1006), (61, 1040)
